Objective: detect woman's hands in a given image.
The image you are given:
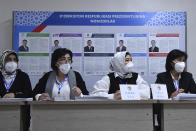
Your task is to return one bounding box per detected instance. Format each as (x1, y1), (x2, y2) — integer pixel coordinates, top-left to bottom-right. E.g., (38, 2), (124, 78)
(38, 93), (51, 101)
(72, 86), (82, 97)
(114, 90), (121, 100)
(170, 88), (184, 98)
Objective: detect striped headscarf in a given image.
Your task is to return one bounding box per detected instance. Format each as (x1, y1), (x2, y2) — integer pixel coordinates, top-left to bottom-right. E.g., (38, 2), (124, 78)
(0, 50), (18, 73)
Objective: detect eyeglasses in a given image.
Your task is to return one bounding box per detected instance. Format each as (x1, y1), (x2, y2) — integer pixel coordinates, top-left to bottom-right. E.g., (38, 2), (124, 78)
(58, 57), (72, 63)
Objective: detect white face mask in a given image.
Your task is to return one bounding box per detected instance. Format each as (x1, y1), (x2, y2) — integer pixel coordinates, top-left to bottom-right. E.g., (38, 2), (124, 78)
(5, 62), (18, 73)
(124, 62), (134, 73)
(174, 62), (185, 73)
(59, 64), (71, 74)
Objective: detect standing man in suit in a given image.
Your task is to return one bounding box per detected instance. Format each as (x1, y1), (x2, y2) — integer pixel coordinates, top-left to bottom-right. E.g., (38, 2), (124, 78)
(84, 40), (94, 52)
(116, 40), (126, 52)
(19, 39), (29, 52)
(149, 40), (159, 52)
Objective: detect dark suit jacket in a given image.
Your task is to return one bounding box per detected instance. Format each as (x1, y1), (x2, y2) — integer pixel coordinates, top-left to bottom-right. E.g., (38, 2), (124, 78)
(84, 46), (94, 52)
(155, 71), (196, 98)
(116, 46), (126, 52)
(149, 46), (159, 52)
(19, 45), (29, 52)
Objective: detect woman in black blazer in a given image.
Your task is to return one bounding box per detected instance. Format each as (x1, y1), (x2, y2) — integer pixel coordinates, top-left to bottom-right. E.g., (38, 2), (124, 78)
(156, 49), (196, 98)
(154, 49), (196, 131)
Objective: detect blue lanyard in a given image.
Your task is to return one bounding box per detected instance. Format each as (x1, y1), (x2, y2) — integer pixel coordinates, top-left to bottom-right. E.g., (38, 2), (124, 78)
(174, 80), (179, 91)
(3, 74), (16, 92)
(119, 79), (128, 85)
(56, 77), (67, 94)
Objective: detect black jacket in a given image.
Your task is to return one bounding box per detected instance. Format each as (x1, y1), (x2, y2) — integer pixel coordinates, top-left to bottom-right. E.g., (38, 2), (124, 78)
(19, 45), (29, 52)
(84, 46), (94, 52)
(107, 72), (138, 94)
(149, 46), (159, 52)
(33, 71), (89, 98)
(116, 46), (126, 52)
(0, 69), (32, 98)
(155, 71), (196, 98)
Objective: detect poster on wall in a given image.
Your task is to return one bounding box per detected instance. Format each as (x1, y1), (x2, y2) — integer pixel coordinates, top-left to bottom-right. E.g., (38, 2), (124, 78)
(51, 33), (83, 73)
(149, 33), (180, 76)
(84, 33), (115, 75)
(13, 11), (186, 90)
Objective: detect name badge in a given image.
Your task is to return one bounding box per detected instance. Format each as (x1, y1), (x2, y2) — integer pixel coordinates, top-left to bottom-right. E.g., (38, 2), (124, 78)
(151, 84), (168, 100)
(120, 84), (140, 100)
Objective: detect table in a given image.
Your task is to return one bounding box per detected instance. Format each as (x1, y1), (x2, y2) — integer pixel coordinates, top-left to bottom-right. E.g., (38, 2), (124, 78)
(160, 100), (196, 131)
(29, 100), (155, 131)
(0, 101), (26, 131)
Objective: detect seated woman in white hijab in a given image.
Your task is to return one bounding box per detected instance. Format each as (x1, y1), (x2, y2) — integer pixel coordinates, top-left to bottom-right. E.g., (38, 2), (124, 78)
(91, 51), (150, 100)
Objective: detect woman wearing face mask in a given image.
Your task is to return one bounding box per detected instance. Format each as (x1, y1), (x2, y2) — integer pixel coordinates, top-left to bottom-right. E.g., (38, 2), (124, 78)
(156, 49), (196, 98)
(33, 48), (89, 101)
(91, 51), (150, 100)
(0, 50), (32, 98)
(0, 50), (32, 131)
(154, 49), (196, 131)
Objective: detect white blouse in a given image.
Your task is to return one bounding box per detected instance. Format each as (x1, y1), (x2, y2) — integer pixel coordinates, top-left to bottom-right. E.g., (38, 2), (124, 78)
(3, 73), (16, 92)
(35, 78), (84, 101)
(52, 80), (70, 100)
(91, 73), (150, 99)
(35, 79), (70, 101)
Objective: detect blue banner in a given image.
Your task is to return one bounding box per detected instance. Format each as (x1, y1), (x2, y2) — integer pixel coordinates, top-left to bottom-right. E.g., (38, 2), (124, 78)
(14, 11), (186, 26)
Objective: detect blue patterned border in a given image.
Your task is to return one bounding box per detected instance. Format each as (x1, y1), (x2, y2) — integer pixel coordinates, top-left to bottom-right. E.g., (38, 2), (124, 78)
(145, 12), (186, 26)
(14, 11), (53, 26)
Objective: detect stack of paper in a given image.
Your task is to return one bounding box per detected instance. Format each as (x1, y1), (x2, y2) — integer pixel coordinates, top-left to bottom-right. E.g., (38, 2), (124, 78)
(0, 98), (33, 102)
(173, 93), (196, 100)
(75, 95), (109, 101)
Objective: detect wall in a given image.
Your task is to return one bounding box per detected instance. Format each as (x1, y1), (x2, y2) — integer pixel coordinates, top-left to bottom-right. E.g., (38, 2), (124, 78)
(1, 0), (196, 78)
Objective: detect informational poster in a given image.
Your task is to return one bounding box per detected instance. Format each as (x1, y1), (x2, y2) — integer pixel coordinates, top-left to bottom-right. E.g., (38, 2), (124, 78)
(51, 33), (83, 73)
(116, 33), (148, 75)
(84, 33), (115, 75)
(17, 33), (50, 87)
(13, 11), (186, 90)
(149, 33), (180, 76)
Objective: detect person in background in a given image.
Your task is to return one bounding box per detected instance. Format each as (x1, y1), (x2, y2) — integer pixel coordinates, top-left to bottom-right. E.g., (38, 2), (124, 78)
(116, 40), (126, 52)
(0, 50), (32, 98)
(51, 40), (62, 52)
(19, 39), (29, 52)
(149, 40), (159, 52)
(156, 49), (196, 98)
(84, 40), (94, 52)
(154, 49), (196, 131)
(91, 51), (150, 100)
(0, 50), (32, 131)
(33, 48), (89, 101)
